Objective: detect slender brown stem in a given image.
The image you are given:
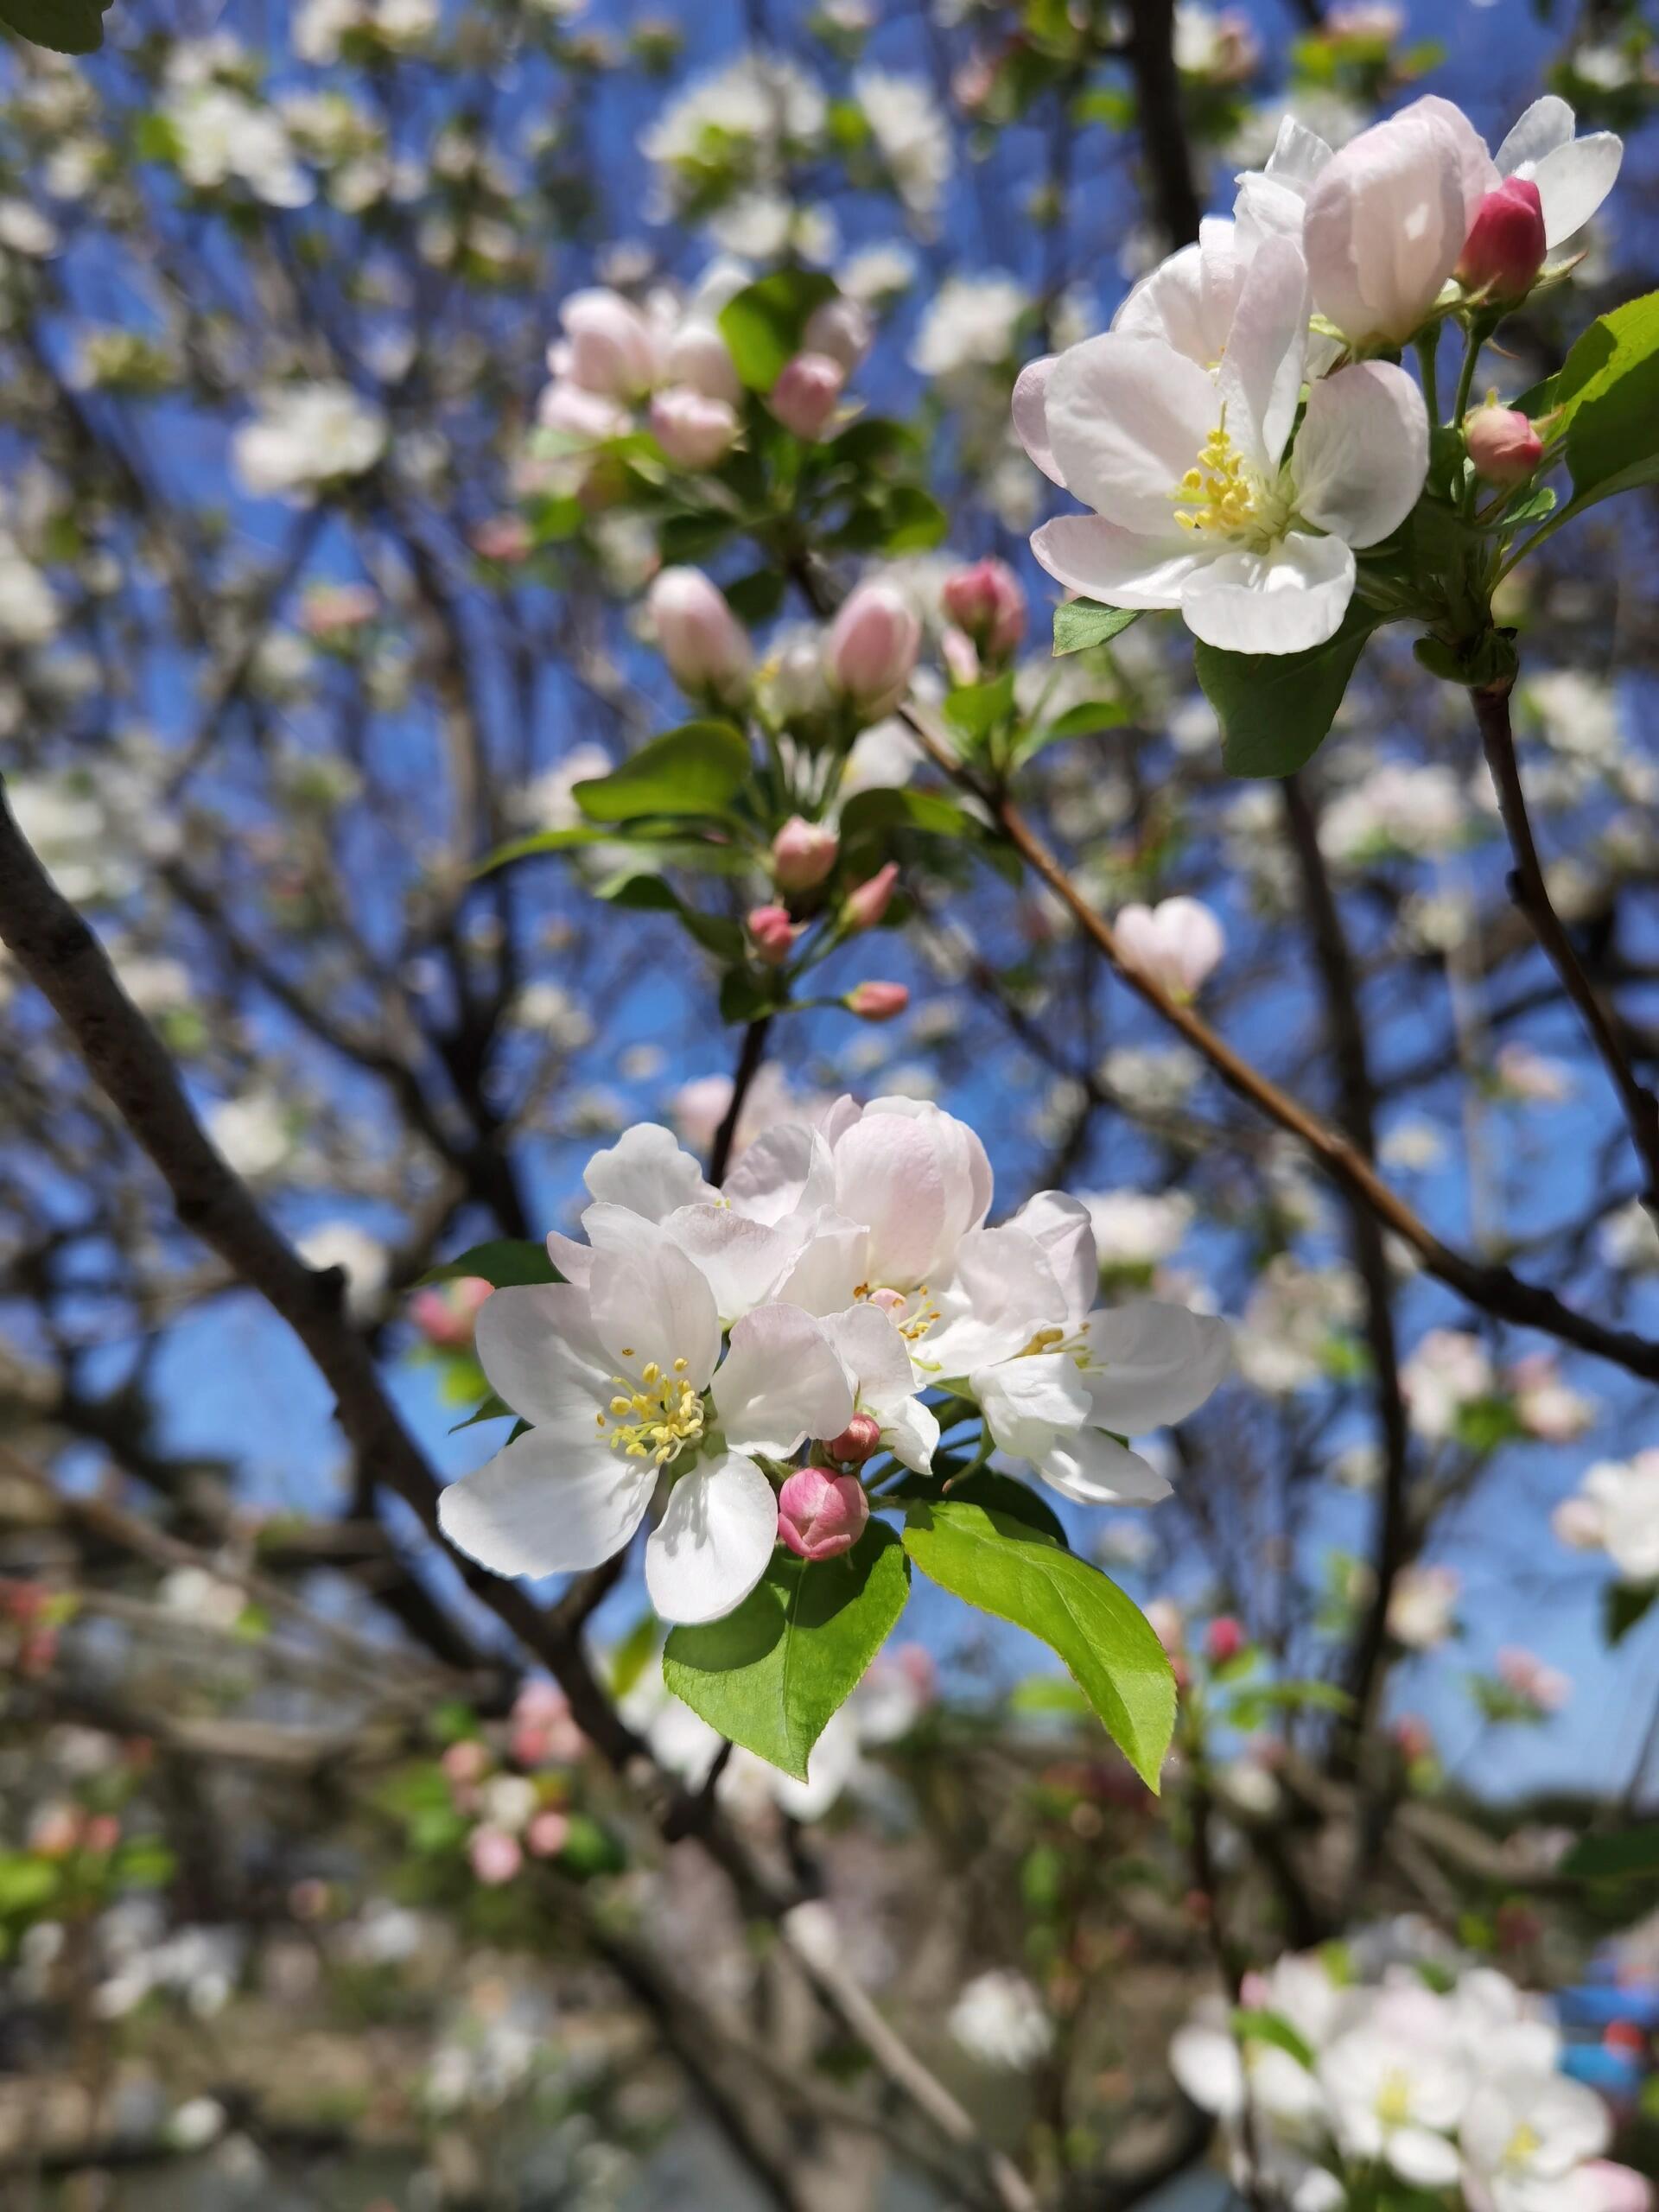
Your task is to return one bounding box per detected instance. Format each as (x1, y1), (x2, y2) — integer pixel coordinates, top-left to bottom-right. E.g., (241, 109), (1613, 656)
(1124, 0), (1204, 249)
(1473, 677), (1659, 1214)
(710, 1014), (774, 1186)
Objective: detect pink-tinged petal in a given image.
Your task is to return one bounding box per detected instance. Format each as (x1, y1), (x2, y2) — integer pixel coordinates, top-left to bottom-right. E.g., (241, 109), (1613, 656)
(722, 1123), (836, 1224)
(660, 1204), (792, 1323)
(1494, 95), (1575, 178)
(1179, 533), (1355, 654)
(588, 1243), (721, 1389)
(822, 1302), (917, 1415)
(645, 1452), (778, 1624)
(1531, 132), (1623, 247)
(1294, 361), (1428, 549)
(583, 1122), (717, 1220)
(1395, 93), (1498, 219)
(1031, 516), (1209, 609)
(1114, 222), (1243, 368)
(1080, 1300), (1232, 1432)
(830, 1109), (951, 1288)
(772, 1211), (868, 1316)
(1037, 1431), (1173, 1507)
(475, 1283), (613, 1430)
(713, 1304), (855, 1457)
(1044, 334), (1220, 532)
(438, 1431), (654, 1580)
(1305, 110), (1486, 345)
(1216, 233), (1310, 472)
(1006, 1191), (1097, 1326)
(925, 1225), (1069, 1376)
(1012, 354), (1062, 485)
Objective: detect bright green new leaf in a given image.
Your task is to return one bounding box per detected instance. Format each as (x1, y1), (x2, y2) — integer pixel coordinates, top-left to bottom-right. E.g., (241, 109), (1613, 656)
(900, 1498), (1173, 1788)
(1, 0), (113, 53)
(419, 1239), (558, 1289)
(839, 786), (978, 842)
(574, 721), (753, 823)
(1196, 602), (1377, 779)
(597, 873), (746, 961)
(718, 270), (839, 392)
(1020, 697), (1129, 761)
(1553, 289), (1659, 502)
(664, 1522), (911, 1778)
(1052, 599), (1141, 656)
(1232, 2008), (1316, 2071)
(886, 1465), (1069, 1548)
(944, 671), (1016, 739)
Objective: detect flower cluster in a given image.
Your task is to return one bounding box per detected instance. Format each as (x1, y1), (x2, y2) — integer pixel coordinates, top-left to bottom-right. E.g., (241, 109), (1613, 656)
(1173, 1946), (1647, 2210)
(1555, 1450), (1659, 1588)
(1014, 94), (1620, 652)
(437, 1104), (1231, 1624)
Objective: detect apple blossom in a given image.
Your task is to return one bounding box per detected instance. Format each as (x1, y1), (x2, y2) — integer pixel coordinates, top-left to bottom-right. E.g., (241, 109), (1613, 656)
(804, 293), (874, 372)
(232, 382), (388, 502)
(748, 904), (801, 964)
(777, 1465), (869, 1560)
(1320, 1991), (1472, 2187)
(663, 316), (742, 404)
(846, 981), (909, 1021)
(1114, 897), (1225, 1001)
(826, 582), (922, 709)
(526, 1809), (571, 1858)
(771, 816), (839, 893)
(1461, 2069), (1609, 2211)
(1387, 1562), (1460, 1649)
(410, 1274), (493, 1350)
(539, 378), (630, 443)
(823, 1411), (882, 1465)
(1205, 1616), (1246, 1665)
(843, 861), (899, 931)
(1024, 236), (1428, 654)
(940, 558), (1027, 658)
(1488, 94), (1623, 253)
(467, 1827), (523, 1885)
(646, 566), (752, 702)
(948, 1970), (1054, 2069)
(556, 286), (659, 398)
(1458, 176), (1548, 299)
(770, 352), (845, 441)
(1466, 404), (1545, 486)
(650, 386), (740, 469)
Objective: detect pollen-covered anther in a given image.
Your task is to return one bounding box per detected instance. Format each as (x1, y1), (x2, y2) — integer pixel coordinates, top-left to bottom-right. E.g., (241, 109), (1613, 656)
(600, 1357), (706, 1465)
(1172, 421), (1260, 536)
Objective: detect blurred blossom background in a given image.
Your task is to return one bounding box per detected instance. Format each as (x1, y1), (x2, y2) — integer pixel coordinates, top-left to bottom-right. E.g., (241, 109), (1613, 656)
(0, 0), (1657, 2204)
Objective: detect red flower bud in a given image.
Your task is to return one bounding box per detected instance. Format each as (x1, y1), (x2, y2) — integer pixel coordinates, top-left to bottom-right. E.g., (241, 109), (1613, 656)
(747, 904), (801, 965)
(1465, 403), (1544, 486)
(778, 1466), (869, 1560)
(845, 981), (908, 1022)
(1456, 177), (1546, 300)
(825, 1411), (883, 1464)
(1204, 1616), (1246, 1665)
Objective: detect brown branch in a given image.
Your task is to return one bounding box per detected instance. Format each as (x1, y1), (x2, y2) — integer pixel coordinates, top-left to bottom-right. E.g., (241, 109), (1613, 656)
(1124, 0), (1203, 250)
(1473, 676), (1659, 1214)
(709, 1014), (774, 1185)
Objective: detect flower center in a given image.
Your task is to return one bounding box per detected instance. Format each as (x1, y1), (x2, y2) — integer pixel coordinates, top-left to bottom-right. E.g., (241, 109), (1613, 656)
(857, 1282), (940, 1344)
(1376, 2069), (1414, 2128)
(1016, 1324), (1090, 1370)
(595, 1357), (705, 1465)
(1503, 2121), (1541, 2170)
(1171, 416), (1288, 549)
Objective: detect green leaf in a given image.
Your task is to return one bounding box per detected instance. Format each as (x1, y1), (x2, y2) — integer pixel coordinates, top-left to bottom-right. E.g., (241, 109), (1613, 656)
(1232, 2008), (1316, 2071)
(719, 968), (778, 1024)
(887, 1465), (1070, 1548)
(0, 1853), (60, 1915)
(609, 1611), (659, 1700)
(1, 0), (113, 53)
(1553, 289), (1659, 501)
(718, 270), (840, 392)
(448, 1391), (514, 1434)
(1052, 600), (1142, 656)
(1021, 697), (1128, 761)
(420, 1239), (557, 1289)
(838, 787), (979, 842)
(880, 485), (949, 553)
(598, 873), (746, 960)
(1196, 601), (1377, 778)
(575, 722), (753, 823)
(1561, 1827), (1659, 1885)
(900, 1499), (1173, 1789)
(663, 1522), (910, 1779)
(1605, 1580), (1657, 1647)
(944, 671), (1016, 739)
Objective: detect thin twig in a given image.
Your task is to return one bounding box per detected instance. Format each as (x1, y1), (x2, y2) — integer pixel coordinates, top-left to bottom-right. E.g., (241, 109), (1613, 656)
(709, 1014), (774, 1186)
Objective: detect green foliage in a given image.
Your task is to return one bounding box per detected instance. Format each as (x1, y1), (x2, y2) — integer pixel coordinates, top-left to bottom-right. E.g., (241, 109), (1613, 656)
(573, 721), (753, 823)
(718, 270), (840, 392)
(943, 671), (1016, 741)
(1232, 2007), (1315, 2071)
(1546, 288), (1659, 504)
(1561, 1826), (1659, 1885)
(596, 872), (746, 961)
(1, 0), (112, 53)
(886, 1465), (1070, 1548)
(1196, 602), (1377, 778)
(1052, 600), (1142, 656)
(420, 1240), (558, 1289)
(1605, 1580), (1656, 1646)
(1028, 698), (1129, 753)
(899, 1498), (1174, 1789)
(664, 1522), (910, 1778)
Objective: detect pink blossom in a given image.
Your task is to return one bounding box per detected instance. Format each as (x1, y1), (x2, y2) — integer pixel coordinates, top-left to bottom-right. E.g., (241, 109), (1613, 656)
(771, 816), (839, 893)
(651, 386), (739, 470)
(778, 1466), (870, 1560)
(748, 904), (801, 964)
(844, 862), (899, 931)
(1114, 897), (1226, 1000)
(647, 566), (751, 702)
(845, 981), (908, 1022)
(804, 295), (874, 372)
(467, 1825), (523, 1885)
(410, 1275), (493, 1351)
(558, 286), (659, 397)
(770, 352), (845, 442)
(826, 581), (921, 709)
(1465, 404), (1544, 486)
(824, 1412), (882, 1465)
(1457, 176), (1547, 298)
(526, 1808), (571, 1859)
(941, 557), (1027, 658)
(1205, 1616), (1246, 1665)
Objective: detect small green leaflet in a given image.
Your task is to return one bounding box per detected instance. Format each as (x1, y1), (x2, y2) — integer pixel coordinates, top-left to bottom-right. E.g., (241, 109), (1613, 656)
(1, 0), (113, 53)
(1605, 1580), (1656, 1647)
(1196, 601), (1377, 779)
(419, 1239), (558, 1289)
(574, 721), (753, 823)
(900, 1497), (1173, 1789)
(664, 1522), (910, 1779)
(1052, 599), (1142, 656)
(1549, 289), (1659, 505)
(1231, 2008), (1315, 2071)
(717, 269), (839, 393)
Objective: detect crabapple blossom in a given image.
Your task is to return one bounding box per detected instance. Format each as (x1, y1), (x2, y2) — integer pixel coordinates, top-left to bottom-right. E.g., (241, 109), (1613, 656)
(826, 582), (922, 708)
(771, 816), (839, 893)
(556, 287), (659, 398)
(1466, 404), (1545, 486)
(777, 1466), (869, 1560)
(769, 352), (844, 441)
(948, 1970), (1054, 2069)
(823, 1412), (882, 1465)
(1458, 177), (1548, 299)
(646, 566), (752, 702)
(843, 861), (899, 931)
(232, 382), (388, 501)
(846, 981), (909, 1021)
(748, 904), (802, 964)
(804, 293), (874, 371)
(650, 385), (739, 469)
(1114, 897), (1226, 1001)
(1388, 1563), (1460, 1649)
(940, 558), (1027, 658)
(662, 317), (742, 404)
(1554, 1452), (1659, 1583)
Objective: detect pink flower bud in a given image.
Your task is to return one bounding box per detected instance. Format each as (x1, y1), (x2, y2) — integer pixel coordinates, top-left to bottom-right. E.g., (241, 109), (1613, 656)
(29, 1805), (83, 1859)
(526, 1808), (571, 1858)
(467, 1826), (523, 1885)
(778, 1466), (870, 1560)
(846, 981), (909, 1022)
(1465, 403), (1543, 486)
(941, 557), (1027, 658)
(559, 286), (659, 397)
(442, 1738), (490, 1789)
(538, 378), (630, 443)
(410, 1275), (493, 1350)
(748, 904), (801, 965)
(772, 815), (839, 893)
(83, 1814), (121, 1854)
(647, 566), (751, 702)
(1456, 176), (1547, 299)
(770, 351), (845, 442)
(664, 317), (741, 404)
(1114, 897), (1226, 1000)
(651, 386), (739, 470)
(844, 861), (899, 931)
(825, 1412), (882, 1464)
(826, 582), (921, 709)
(804, 294), (874, 372)
(1204, 1616), (1246, 1665)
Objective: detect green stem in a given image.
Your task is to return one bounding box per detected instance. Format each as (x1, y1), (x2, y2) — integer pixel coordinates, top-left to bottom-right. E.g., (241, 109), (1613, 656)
(1414, 329), (1440, 425)
(1452, 322), (1483, 430)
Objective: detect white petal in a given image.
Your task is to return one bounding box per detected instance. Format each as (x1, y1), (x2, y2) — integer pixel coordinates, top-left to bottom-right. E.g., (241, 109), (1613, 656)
(1006, 1191), (1097, 1325)
(588, 1243), (721, 1387)
(645, 1452), (779, 1624)
(1031, 515), (1210, 608)
(1386, 2128), (1460, 2190)
(1114, 223), (1243, 368)
(1294, 361), (1428, 550)
(661, 1203), (792, 1322)
(1081, 1300), (1233, 1432)
(882, 1395), (939, 1476)
(830, 1112), (948, 1288)
(1044, 334), (1221, 533)
(1180, 532), (1356, 654)
(976, 1353), (1090, 1461)
(822, 1302), (919, 1416)
(924, 1226), (1068, 1377)
(712, 1304), (855, 1456)
(545, 1231), (595, 1285)
(772, 1211), (869, 1315)
(1261, 112), (1334, 193)
(722, 1124), (836, 1225)
(548, 1200), (671, 1287)
(1012, 354), (1063, 485)
(438, 1430), (654, 1580)
(583, 1122), (717, 1221)
(1037, 1430), (1172, 1506)
(1216, 233), (1309, 472)
(1397, 93), (1499, 219)
(1495, 94), (1575, 178)
(1532, 133), (1623, 248)
(475, 1283), (613, 1430)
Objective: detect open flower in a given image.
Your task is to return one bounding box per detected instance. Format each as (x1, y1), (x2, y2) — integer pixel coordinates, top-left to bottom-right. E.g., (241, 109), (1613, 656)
(1488, 94), (1623, 254)
(1025, 236), (1427, 652)
(1460, 2069), (1610, 2212)
(437, 1241), (853, 1624)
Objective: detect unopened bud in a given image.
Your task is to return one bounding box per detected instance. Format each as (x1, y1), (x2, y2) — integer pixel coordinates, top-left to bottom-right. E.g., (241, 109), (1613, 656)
(1205, 1616), (1246, 1665)
(467, 1826), (523, 1885)
(778, 1465), (870, 1560)
(804, 294), (874, 372)
(825, 1411), (882, 1464)
(647, 566), (751, 703)
(770, 351), (845, 442)
(844, 861), (899, 931)
(1456, 177), (1547, 300)
(941, 557), (1027, 658)
(748, 904), (800, 965)
(826, 582), (921, 709)
(846, 980), (909, 1022)
(772, 815), (839, 893)
(664, 317), (741, 405)
(559, 286), (659, 397)
(651, 386), (739, 470)
(526, 1809), (571, 1858)
(1465, 403), (1544, 486)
